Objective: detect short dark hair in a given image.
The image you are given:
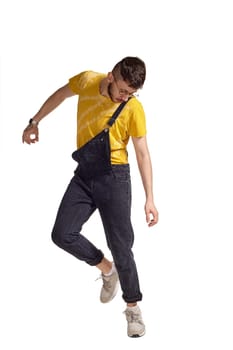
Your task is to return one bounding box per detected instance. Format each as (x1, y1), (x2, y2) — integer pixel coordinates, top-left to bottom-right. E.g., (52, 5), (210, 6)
(112, 56), (146, 89)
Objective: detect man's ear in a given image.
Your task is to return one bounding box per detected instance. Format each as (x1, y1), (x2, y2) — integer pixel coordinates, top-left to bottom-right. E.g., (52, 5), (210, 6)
(107, 72), (114, 83)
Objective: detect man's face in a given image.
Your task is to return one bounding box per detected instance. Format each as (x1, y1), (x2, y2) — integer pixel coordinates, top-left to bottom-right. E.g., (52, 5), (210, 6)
(107, 73), (137, 103)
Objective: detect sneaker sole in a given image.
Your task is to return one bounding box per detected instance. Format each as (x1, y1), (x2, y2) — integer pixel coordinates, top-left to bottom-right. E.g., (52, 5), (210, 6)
(128, 330), (146, 338)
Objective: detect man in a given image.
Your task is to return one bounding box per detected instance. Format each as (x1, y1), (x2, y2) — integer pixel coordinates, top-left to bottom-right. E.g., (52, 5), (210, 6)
(22, 56), (159, 338)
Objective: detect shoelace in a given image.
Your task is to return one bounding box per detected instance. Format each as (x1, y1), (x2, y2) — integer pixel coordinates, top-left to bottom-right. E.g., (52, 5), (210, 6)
(95, 274), (112, 288)
(95, 275), (102, 282)
(124, 310), (142, 323)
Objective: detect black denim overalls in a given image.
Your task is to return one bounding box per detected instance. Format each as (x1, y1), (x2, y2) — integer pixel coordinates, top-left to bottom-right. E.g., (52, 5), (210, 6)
(51, 98), (143, 303)
(71, 100), (128, 179)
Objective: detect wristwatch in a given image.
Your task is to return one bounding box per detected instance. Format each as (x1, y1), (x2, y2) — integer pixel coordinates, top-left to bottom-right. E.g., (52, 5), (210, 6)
(29, 118), (38, 126)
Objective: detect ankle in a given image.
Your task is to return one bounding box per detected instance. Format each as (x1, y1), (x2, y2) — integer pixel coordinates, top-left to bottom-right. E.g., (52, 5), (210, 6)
(96, 258), (113, 275)
(127, 303), (137, 308)
(103, 263), (116, 276)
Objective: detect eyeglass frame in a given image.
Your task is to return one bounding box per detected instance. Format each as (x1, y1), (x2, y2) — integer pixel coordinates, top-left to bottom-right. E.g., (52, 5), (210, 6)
(112, 74), (138, 97)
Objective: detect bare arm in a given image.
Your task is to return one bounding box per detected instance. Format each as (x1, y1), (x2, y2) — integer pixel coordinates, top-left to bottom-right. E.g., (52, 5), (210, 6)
(22, 83), (75, 144)
(132, 135), (159, 227)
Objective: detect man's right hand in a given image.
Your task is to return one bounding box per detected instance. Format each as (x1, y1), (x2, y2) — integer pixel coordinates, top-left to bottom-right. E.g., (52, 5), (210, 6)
(22, 124), (39, 144)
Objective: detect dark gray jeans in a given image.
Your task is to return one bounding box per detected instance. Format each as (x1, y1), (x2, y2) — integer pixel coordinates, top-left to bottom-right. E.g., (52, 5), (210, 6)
(51, 164), (142, 303)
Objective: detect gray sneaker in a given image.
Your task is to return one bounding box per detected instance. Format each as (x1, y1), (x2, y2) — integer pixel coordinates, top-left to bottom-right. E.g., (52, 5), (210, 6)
(124, 306), (145, 337)
(100, 269), (119, 303)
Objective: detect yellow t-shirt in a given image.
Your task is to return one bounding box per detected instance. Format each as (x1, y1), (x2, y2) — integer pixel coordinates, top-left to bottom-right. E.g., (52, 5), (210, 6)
(69, 71), (147, 164)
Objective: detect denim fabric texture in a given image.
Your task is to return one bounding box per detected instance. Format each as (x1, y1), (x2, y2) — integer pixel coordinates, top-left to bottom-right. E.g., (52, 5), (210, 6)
(72, 128), (112, 179)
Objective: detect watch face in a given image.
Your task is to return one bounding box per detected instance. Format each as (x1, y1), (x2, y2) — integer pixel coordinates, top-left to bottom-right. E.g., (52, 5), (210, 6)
(29, 119), (37, 125)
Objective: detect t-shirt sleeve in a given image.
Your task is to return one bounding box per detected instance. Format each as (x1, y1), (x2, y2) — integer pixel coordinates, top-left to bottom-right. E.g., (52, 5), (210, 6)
(69, 71), (89, 95)
(128, 99), (147, 137)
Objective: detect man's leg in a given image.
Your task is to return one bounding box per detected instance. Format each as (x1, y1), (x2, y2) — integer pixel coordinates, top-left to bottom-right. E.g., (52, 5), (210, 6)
(94, 165), (143, 303)
(51, 174), (103, 266)
(94, 165), (145, 337)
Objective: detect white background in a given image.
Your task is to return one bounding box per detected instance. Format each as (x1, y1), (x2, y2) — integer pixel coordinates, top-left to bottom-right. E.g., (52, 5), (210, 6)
(1, 0), (233, 349)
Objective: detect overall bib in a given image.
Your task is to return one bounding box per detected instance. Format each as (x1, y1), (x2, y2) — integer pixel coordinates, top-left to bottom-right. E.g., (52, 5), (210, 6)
(71, 100), (128, 179)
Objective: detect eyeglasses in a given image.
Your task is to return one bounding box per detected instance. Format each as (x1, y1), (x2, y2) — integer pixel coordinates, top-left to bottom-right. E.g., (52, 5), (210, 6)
(113, 76), (137, 97)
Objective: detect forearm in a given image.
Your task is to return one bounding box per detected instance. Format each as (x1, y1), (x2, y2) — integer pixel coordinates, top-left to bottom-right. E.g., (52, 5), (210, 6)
(32, 84), (74, 124)
(132, 135), (158, 226)
(136, 152), (154, 202)
(23, 84), (74, 144)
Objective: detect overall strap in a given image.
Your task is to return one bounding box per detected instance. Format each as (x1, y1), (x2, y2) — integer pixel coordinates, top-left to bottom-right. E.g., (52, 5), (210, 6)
(107, 98), (131, 127)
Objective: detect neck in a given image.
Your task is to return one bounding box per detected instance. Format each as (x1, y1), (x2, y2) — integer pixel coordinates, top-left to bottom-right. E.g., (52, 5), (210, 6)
(99, 78), (110, 98)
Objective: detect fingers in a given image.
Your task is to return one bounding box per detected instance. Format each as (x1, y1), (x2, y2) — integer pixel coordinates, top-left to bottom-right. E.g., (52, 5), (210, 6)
(22, 126), (39, 144)
(22, 133), (35, 144)
(145, 207), (159, 227)
(146, 214), (156, 227)
(148, 218), (157, 227)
